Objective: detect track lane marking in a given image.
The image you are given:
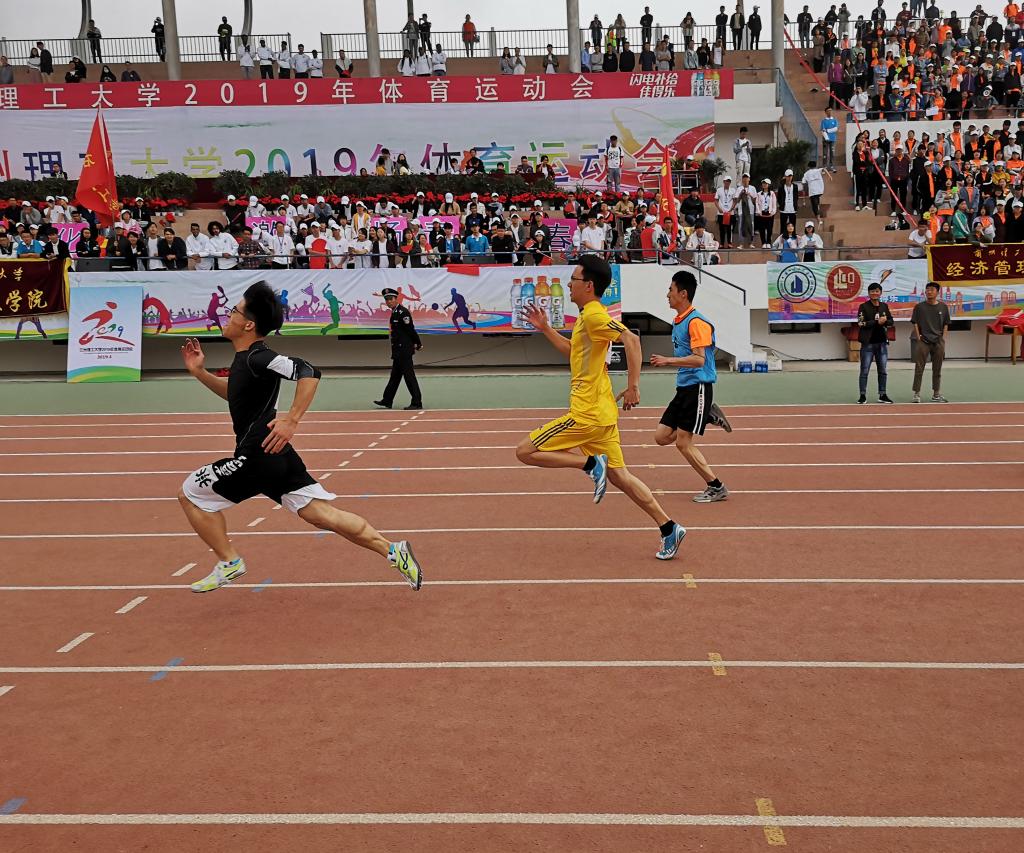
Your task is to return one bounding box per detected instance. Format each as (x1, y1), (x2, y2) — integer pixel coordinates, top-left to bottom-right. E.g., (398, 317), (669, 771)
(55, 632), (93, 654)
(756, 799), (787, 846)
(114, 596), (147, 615)
(171, 562), (196, 577)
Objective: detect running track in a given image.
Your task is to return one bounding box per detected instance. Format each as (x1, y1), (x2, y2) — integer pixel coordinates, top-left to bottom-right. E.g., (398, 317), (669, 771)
(1, 402), (1022, 852)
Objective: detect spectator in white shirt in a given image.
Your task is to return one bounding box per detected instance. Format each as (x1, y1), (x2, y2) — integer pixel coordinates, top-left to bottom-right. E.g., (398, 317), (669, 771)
(685, 219), (720, 266)
(350, 228), (372, 268)
(414, 47), (431, 76)
(732, 173), (758, 248)
(186, 222), (213, 270)
(798, 221), (824, 262)
(245, 195), (266, 218)
(714, 176), (736, 248)
(309, 50), (324, 78)
(754, 178), (777, 247)
(207, 222), (238, 269)
(256, 39), (274, 78)
(336, 50), (353, 77)
(430, 44), (447, 75)
(292, 45), (310, 77)
(777, 169), (799, 235)
(326, 222), (350, 268)
(578, 212), (606, 254)
(145, 223), (165, 270)
(398, 50), (416, 76)
(239, 44), (255, 79)
(800, 159), (831, 223)
(850, 86), (869, 121)
(906, 218), (931, 259)
(269, 221), (294, 268)
(276, 41), (291, 78)
(295, 195), (316, 225)
(513, 47), (527, 74)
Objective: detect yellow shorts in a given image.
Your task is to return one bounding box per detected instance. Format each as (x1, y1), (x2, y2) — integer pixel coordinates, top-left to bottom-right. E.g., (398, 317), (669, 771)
(529, 413), (625, 468)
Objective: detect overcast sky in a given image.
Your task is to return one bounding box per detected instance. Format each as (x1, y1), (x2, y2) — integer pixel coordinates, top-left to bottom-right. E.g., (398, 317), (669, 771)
(6, 0), (895, 47)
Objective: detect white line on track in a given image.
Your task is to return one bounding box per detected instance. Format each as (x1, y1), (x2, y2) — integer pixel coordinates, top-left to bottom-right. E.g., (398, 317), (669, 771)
(3, 422), (1024, 440)
(3, 460), (1022, 478)
(0, 686), (14, 698)
(4, 487), (1022, 504)
(246, 517), (265, 528)
(5, 439), (1024, 456)
(3, 658), (1023, 675)
(0, 811), (1021, 828)
(55, 632), (93, 654)
(2, 524), (1021, 541)
(171, 562), (196, 577)
(318, 473), (332, 481)
(114, 596), (147, 615)
(1, 577), (1021, 592)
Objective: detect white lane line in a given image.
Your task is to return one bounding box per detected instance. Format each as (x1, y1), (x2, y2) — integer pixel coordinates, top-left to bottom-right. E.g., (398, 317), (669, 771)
(378, 434), (388, 440)
(318, 473), (332, 481)
(3, 488), (1022, 504)
(0, 686), (14, 698)
(247, 517), (265, 528)
(114, 596), (147, 615)
(337, 461), (350, 468)
(4, 422), (1023, 441)
(4, 659), (1023, 676)
(2, 577), (1021, 593)
(352, 451), (363, 458)
(3, 524), (1023, 541)
(55, 632), (94, 654)
(4, 439), (1024, 456)
(5, 460), (1024, 478)
(0, 811), (1021, 828)
(171, 562), (196, 577)
(401, 421), (410, 426)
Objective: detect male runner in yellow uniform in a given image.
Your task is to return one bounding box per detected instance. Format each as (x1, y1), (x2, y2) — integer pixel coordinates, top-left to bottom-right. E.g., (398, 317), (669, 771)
(515, 256), (686, 560)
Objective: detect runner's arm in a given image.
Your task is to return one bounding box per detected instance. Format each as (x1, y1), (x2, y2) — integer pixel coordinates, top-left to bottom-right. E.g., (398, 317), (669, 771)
(181, 338), (228, 400)
(251, 351), (322, 453)
(524, 304), (570, 357)
(616, 328), (642, 409)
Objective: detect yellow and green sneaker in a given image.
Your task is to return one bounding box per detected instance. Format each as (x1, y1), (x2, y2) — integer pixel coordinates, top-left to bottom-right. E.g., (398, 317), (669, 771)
(190, 557), (246, 593)
(388, 541), (423, 590)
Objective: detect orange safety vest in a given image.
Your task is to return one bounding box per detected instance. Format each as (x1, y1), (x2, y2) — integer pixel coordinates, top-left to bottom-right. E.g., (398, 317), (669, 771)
(951, 131), (963, 154)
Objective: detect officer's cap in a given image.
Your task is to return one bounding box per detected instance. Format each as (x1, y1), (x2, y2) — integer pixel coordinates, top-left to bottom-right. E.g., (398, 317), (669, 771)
(381, 288), (400, 298)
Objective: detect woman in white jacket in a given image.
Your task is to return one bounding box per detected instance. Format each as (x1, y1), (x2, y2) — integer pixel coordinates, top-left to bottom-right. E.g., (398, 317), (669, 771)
(797, 221), (824, 262)
(397, 50), (416, 76)
(754, 178), (777, 247)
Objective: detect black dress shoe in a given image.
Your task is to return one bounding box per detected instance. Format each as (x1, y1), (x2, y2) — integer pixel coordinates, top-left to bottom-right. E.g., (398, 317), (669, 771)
(404, 403), (423, 410)
(373, 400), (392, 409)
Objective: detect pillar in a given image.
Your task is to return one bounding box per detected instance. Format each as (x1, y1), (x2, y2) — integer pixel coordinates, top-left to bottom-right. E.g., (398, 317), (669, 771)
(242, 0), (253, 36)
(363, 0), (381, 78)
(566, 0), (581, 74)
(771, 0), (784, 80)
(77, 0), (93, 38)
(161, 0), (182, 80)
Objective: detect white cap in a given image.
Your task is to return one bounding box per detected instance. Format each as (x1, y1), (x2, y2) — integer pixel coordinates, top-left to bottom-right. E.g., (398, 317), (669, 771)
(428, 208), (437, 215)
(316, 195), (325, 203)
(300, 193), (309, 199)
(805, 220), (815, 229)
(722, 175), (732, 182)
(310, 221), (320, 227)
(227, 194), (236, 201)
(491, 192), (499, 198)
(445, 192), (454, 202)
(470, 192), (479, 198)
(645, 214), (656, 224)
(329, 220), (340, 229)
(534, 199), (543, 206)
(742, 172), (750, 178)
(356, 200), (366, 207)
(509, 205), (518, 211)
(45, 195), (54, 201)
(761, 178), (771, 185)
(1014, 200), (1024, 208)
(21, 200), (30, 206)
(134, 196), (143, 202)
(59, 195), (68, 202)
(410, 218), (420, 225)
(248, 195), (258, 203)
(341, 196), (350, 205)
(416, 190), (425, 197)
(784, 168), (794, 177)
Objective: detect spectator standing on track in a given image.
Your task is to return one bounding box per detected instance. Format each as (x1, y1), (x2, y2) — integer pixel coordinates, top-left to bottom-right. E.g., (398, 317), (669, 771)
(911, 282), (950, 404)
(856, 282), (894, 404)
(218, 17), (233, 61)
(375, 287), (423, 411)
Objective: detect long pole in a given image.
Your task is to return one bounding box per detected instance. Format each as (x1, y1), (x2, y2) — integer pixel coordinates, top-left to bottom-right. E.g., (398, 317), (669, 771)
(161, 0), (182, 81)
(364, 0), (382, 77)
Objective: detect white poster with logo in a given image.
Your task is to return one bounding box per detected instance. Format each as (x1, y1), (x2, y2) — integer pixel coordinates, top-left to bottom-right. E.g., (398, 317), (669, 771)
(66, 284), (143, 382)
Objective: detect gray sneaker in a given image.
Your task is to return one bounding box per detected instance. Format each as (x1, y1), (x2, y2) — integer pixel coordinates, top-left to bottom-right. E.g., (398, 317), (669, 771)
(931, 394), (948, 403)
(693, 484), (729, 503)
(912, 394), (921, 403)
(708, 402), (733, 433)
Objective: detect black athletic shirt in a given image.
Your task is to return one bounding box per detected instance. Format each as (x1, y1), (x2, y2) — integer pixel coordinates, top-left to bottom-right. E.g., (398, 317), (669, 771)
(227, 341), (320, 455)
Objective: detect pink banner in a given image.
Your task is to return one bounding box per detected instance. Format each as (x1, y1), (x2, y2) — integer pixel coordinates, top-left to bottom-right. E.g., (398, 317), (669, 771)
(370, 214), (462, 235)
(54, 222), (87, 257)
(245, 215), (286, 234)
(0, 71), (733, 112)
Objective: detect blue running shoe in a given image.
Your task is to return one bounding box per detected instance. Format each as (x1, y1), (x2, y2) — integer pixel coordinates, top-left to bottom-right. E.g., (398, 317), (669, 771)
(587, 454), (609, 504)
(656, 524), (687, 560)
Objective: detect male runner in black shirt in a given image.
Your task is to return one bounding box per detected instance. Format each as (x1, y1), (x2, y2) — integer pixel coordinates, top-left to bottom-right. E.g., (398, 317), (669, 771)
(179, 281), (423, 592)
(374, 287), (423, 410)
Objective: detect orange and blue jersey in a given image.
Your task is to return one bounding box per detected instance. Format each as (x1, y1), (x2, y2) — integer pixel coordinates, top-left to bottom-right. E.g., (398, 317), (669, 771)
(672, 307), (716, 387)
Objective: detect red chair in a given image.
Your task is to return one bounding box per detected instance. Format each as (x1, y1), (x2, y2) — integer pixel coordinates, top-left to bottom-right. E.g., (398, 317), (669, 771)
(985, 309), (1024, 364)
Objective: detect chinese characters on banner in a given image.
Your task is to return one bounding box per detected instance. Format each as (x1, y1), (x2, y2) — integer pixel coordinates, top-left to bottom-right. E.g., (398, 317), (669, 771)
(0, 258), (69, 317)
(0, 80), (717, 189)
(928, 244), (1024, 284)
(768, 258), (1024, 322)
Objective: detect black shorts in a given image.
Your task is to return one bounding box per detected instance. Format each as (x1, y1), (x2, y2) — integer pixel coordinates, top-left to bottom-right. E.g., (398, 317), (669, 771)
(659, 383), (714, 436)
(182, 448), (335, 514)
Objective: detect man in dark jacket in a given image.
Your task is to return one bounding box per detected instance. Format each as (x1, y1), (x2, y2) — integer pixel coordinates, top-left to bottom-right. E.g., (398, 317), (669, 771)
(41, 228), (72, 261)
(157, 227), (188, 269)
(856, 281), (894, 404)
(374, 288), (423, 410)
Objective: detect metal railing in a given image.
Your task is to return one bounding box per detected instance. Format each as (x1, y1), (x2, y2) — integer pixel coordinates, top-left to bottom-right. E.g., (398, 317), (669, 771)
(0, 34), (291, 65)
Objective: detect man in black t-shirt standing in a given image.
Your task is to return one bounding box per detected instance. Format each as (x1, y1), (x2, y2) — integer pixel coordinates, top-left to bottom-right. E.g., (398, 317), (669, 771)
(911, 281), (951, 403)
(179, 282), (423, 593)
(856, 282), (894, 404)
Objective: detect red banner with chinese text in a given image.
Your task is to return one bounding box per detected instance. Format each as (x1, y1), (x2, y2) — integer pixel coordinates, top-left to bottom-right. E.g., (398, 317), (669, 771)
(0, 258), (69, 317)
(0, 71), (733, 112)
(928, 243), (1024, 284)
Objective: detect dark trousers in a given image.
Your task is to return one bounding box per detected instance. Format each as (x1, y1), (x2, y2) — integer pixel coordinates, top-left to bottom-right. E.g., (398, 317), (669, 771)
(383, 349), (422, 406)
(260, 65), (274, 78)
(859, 342), (888, 395)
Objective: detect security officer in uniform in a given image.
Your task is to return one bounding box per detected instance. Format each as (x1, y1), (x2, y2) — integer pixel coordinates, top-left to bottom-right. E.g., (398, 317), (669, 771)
(374, 288), (423, 410)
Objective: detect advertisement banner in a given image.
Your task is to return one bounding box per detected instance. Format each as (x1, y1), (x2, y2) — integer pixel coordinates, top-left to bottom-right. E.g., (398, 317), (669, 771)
(66, 284), (143, 382)
(245, 215), (286, 236)
(370, 215), (463, 235)
(63, 265), (620, 337)
(54, 222), (88, 256)
(0, 258), (69, 318)
(767, 260), (929, 322)
(0, 73), (734, 112)
(0, 95), (714, 190)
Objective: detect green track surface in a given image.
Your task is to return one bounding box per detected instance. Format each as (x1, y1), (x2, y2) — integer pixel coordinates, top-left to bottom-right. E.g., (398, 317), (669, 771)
(2, 364), (1022, 415)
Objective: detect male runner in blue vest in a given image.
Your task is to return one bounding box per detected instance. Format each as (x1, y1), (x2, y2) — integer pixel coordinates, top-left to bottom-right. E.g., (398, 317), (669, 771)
(650, 270), (733, 503)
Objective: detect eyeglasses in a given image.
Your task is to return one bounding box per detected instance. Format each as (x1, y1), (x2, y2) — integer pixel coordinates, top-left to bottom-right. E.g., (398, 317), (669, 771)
(230, 305), (249, 319)
(569, 275), (587, 283)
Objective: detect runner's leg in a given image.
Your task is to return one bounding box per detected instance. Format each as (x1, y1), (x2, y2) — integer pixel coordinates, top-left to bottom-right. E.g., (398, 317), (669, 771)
(177, 490), (240, 563)
(606, 466), (670, 525)
(673, 430), (717, 482)
(515, 436), (587, 469)
(297, 499), (390, 557)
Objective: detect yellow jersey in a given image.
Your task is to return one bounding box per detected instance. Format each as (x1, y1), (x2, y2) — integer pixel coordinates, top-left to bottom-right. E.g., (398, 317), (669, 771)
(569, 300), (626, 426)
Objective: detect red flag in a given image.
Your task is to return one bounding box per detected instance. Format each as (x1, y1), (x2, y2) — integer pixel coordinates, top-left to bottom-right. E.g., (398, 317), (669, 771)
(74, 109), (120, 227)
(658, 147), (679, 250)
